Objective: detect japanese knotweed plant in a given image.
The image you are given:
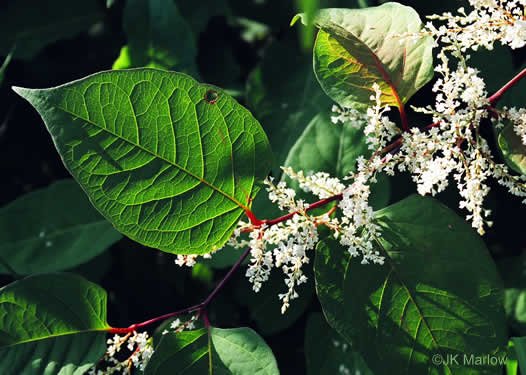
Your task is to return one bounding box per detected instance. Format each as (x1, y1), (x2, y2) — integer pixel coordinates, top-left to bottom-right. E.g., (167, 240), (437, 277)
(3, 1), (526, 374)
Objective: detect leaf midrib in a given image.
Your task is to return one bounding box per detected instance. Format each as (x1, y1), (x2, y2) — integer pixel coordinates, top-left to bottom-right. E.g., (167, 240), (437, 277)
(57, 104), (251, 213)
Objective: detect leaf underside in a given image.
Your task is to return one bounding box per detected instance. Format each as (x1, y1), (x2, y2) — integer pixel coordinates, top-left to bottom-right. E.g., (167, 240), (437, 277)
(296, 2), (434, 111)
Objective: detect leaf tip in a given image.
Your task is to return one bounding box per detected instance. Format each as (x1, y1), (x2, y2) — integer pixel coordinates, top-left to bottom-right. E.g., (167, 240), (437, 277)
(11, 86), (31, 98)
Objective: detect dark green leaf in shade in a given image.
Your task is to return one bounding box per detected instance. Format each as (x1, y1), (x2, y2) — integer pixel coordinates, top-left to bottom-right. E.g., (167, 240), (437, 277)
(305, 313), (373, 375)
(113, 0), (199, 76)
(13, 69), (272, 255)
(293, 3), (434, 111)
(282, 111), (390, 210)
(315, 195), (507, 374)
(498, 121), (526, 175)
(144, 327), (279, 374)
(246, 40), (332, 174)
(0, 0), (103, 60)
(0, 273), (110, 374)
(0, 179), (121, 275)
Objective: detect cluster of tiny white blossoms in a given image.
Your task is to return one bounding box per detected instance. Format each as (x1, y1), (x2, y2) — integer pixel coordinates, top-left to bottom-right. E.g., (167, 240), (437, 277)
(331, 104), (368, 129)
(175, 251), (214, 268)
(234, 163), (387, 313)
(363, 83), (400, 150)
(425, 0), (526, 51)
(88, 331), (153, 375)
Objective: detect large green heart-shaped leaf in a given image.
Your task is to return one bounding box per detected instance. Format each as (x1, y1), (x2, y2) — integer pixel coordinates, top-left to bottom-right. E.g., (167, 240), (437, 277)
(315, 195), (507, 374)
(293, 3), (434, 111)
(0, 179), (121, 275)
(0, 273), (110, 374)
(113, 0), (199, 76)
(0, 0), (103, 60)
(144, 327), (279, 374)
(13, 69), (272, 254)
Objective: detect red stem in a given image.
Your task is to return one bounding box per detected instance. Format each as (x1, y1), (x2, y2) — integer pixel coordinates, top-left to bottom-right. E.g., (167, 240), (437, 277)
(108, 246), (252, 334)
(263, 194), (343, 227)
(398, 103), (409, 132)
(489, 66), (526, 105)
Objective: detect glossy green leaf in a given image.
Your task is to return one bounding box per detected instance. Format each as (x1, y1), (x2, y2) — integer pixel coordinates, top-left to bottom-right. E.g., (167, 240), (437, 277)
(498, 122), (526, 175)
(246, 40), (331, 174)
(282, 111), (390, 210)
(113, 0), (199, 76)
(315, 195), (507, 374)
(145, 327), (279, 374)
(0, 0), (103, 60)
(13, 69), (272, 255)
(0, 179), (121, 275)
(293, 3), (434, 111)
(0, 273), (110, 374)
(305, 313), (373, 375)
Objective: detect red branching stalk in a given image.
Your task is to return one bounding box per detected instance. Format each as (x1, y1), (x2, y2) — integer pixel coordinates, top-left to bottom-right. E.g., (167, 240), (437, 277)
(262, 194), (343, 227)
(489, 66), (526, 105)
(108, 246), (252, 334)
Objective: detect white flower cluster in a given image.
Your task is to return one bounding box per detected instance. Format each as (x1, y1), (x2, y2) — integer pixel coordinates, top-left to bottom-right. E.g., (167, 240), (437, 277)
(232, 165), (386, 313)
(331, 104), (368, 129)
(330, 84), (400, 151)
(88, 331), (153, 375)
(174, 251), (214, 268)
(244, 177), (319, 313)
(363, 83), (400, 150)
(425, 0), (526, 51)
